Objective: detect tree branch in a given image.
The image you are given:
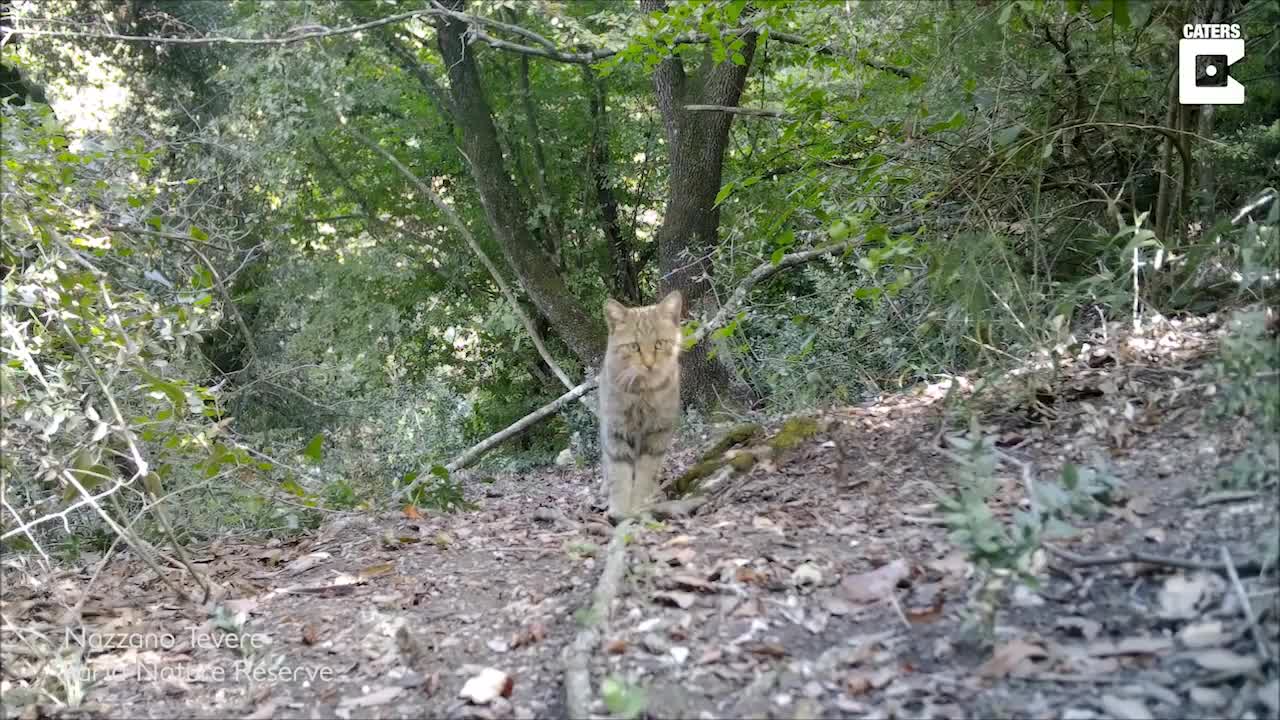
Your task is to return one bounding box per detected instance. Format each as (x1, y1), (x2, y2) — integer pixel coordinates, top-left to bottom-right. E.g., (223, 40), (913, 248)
(2, 9), (444, 46)
(684, 103), (787, 119)
(344, 125), (591, 411)
(396, 230), (880, 496)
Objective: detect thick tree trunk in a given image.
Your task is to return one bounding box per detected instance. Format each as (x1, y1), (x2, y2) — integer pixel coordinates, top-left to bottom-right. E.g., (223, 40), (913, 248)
(433, 0), (606, 366)
(644, 0), (757, 407)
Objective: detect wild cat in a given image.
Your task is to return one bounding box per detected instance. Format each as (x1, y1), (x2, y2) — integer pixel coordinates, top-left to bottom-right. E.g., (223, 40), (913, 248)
(598, 291), (682, 523)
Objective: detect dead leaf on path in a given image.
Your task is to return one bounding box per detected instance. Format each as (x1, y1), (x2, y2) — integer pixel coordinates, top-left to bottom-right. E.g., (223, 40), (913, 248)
(338, 685), (404, 709)
(359, 562), (395, 578)
(655, 546), (697, 567)
(1157, 573), (1218, 620)
(1178, 621), (1228, 648)
(653, 591), (698, 609)
(1055, 616), (1102, 641)
(667, 573), (718, 593)
(840, 559), (910, 603)
(1189, 649), (1261, 674)
(283, 551), (330, 575)
(509, 621), (546, 649)
(745, 641), (788, 659)
(604, 638), (627, 655)
(1100, 694), (1153, 720)
(978, 639), (1050, 678)
(458, 667), (513, 704)
(1087, 636), (1173, 657)
(301, 623), (321, 646)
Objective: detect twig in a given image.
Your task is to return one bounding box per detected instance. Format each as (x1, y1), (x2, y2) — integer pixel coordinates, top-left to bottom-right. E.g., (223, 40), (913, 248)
(396, 233), (873, 497)
(1045, 544), (1263, 576)
(683, 104), (787, 119)
(1222, 545), (1270, 661)
(564, 518), (633, 720)
(1, 9), (442, 46)
(5, 8), (914, 79)
(1196, 490), (1260, 507)
(345, 126), (590, 409)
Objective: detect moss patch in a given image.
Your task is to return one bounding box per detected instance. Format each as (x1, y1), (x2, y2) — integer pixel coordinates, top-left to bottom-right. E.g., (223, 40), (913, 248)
(768, 416), (821, 453)
(727, 452), (757, 472)
(699, 422), (765, 462)
(672, 458), (727, 496)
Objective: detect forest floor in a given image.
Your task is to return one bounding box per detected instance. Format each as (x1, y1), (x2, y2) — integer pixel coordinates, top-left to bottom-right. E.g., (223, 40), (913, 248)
(3, 311), (1278, 720)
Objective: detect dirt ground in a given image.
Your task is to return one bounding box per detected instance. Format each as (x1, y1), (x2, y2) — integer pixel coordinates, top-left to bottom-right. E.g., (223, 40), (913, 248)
(2, 312), (1277, 720)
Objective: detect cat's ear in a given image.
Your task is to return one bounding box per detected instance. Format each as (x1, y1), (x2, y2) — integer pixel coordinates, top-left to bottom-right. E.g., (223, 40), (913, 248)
(658, 290), (682, 321)
(604, 298), (627, 330)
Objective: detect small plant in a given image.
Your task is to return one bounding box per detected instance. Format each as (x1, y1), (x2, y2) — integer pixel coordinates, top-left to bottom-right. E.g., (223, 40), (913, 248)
(401, 466), (477, 513)
(1207, 309), (1280, 490)
(601, 674), (648, 720)
(940, 419), (1122, 646)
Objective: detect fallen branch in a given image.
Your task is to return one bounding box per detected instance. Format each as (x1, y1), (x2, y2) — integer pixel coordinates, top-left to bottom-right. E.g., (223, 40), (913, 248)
(396, 232), (873, 499)
(564, 518), (633, 720)
(1222, 545), (1271, 661)
(1045, 544), (1263, 576)
(684, 104), (787, 119)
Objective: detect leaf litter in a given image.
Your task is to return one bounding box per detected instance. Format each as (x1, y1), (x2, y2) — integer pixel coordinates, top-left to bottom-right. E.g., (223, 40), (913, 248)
(3, 313), (1275, 719)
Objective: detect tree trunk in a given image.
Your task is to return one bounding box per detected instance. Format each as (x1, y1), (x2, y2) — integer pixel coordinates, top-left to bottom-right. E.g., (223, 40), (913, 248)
(584, 66), (641, 305)
(433, 0), (606, 366)
(644, 0), (757, 407)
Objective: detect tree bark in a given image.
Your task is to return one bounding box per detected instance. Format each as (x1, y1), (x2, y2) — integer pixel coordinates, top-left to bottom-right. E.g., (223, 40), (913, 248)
(584, 65), (641, 305)
(643, 0), (757, 407)
(433, 0), (606, 366)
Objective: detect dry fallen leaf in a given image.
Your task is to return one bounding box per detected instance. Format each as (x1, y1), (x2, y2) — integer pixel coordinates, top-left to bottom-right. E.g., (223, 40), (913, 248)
(359, 562), (395, 578)
(840, 559), (910, 604)
(1178, 620), (1228, 648)
(338, 685), (404, 709)
(301, 623), (320, 646)
(458, 667), (514, 704)
(1087, 636), (1172, 657)
(978, 639), (1049, 678)
(653, 590), (698, 609)
(1157, 573), (1216, 620)
(1100, 694), (1153, 720)
(604, 638), (628, 655)
(1189, 649), (1261, 674)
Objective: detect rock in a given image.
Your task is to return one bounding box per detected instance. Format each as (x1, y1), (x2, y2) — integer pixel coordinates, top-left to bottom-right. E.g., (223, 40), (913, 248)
(459, 668), (513, 705)
(1189, 686), (1228, 709)
(554, 448), (573, 466)
(791, 563), (823, 588)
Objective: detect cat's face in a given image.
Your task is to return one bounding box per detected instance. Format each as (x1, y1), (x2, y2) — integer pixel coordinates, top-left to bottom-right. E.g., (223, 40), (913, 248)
(604, 291), (682, 375)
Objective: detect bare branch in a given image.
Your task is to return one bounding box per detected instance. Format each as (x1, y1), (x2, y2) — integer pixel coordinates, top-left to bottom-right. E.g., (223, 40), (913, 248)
(397, 230), (882, 496)
(1, 9), (442, 46)
(344, 125), (590, 407)
(564, 518), (634, 719)
(684, 103), (787, 119)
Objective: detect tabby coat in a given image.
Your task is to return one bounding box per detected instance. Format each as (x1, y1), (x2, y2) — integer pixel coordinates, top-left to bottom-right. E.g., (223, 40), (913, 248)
(598, 291), (682, 521)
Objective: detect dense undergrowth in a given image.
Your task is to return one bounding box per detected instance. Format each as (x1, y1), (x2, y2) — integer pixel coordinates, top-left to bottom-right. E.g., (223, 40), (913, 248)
(1, 0), (1277, 559)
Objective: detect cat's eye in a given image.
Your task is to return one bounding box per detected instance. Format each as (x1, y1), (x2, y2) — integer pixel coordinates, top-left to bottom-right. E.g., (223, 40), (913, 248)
(626, 342), (640, 351)
(655, 340), (670, 349)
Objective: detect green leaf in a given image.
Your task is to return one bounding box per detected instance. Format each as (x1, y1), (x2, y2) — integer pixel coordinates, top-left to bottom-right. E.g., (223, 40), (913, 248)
(1112, 0), (1130, 28)
(829, 220), (850, 241)
(281, 477), (307, 496)
(190, 226), (208, 242)
(731, 51), (746, 66)
(994, 125), (1024, 147)
(430, 464), (450, 480)
(713, 181), (735, 206)
(771, 247), (785, 265)
(601, 676), (648, 720)
(302, 433), (325, 463)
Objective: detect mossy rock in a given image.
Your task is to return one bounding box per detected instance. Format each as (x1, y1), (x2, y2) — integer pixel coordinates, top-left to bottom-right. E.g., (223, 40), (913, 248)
(767, 416), (821, 453)
(672, 458), (727, 496)
(727, 452), (757, 472)
(698, 422), (765, 462)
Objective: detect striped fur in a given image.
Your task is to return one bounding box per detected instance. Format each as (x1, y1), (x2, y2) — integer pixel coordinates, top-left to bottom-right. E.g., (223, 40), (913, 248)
(598, 291), (682, 521)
